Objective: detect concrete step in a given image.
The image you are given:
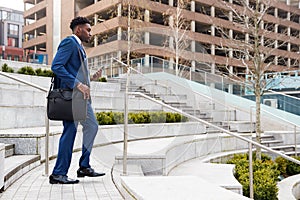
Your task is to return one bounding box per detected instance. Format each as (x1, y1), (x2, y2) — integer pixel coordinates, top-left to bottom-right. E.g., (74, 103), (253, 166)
(270, 145), (295, 152)
(4, 144), (14, 158)
(261, 140), (283, 147)
(3, 155), (40, 191)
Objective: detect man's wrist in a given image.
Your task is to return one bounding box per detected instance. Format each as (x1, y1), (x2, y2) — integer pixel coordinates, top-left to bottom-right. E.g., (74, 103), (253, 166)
(77, 82), (83, 89)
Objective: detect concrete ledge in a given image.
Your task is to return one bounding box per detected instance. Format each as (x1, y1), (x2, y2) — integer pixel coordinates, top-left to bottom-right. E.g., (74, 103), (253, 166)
(169, 162), (243, 195)
(115, 133), (251, 176)
(278, 174), (300, 200)
(0, 122), (205, 161)
(120, 176), (250, 200)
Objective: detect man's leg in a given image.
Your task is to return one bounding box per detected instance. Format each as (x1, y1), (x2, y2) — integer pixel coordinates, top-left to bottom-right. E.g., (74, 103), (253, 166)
(77, 101), (105, 177)
(50, 120), (79, 184)
(52, 120), (77, 175)
(79, 101), (98, 168)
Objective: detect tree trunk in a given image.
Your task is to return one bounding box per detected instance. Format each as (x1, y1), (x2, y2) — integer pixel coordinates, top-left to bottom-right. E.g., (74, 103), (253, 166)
(255, 79), (262, 160)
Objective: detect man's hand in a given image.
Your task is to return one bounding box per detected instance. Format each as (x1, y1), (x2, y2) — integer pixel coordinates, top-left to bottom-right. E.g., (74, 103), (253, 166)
(77, 83), (90, 99)
(91, 68), (103, 81)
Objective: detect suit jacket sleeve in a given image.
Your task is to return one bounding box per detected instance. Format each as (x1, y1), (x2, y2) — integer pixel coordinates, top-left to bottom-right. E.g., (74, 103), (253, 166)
(51, 38), (80, 89)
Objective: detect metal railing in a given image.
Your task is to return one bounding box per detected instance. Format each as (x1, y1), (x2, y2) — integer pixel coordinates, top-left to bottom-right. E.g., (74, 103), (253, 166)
(127, 90), (300, 199)
(0, 71), (50, 176)
(114, 60), (300, 199)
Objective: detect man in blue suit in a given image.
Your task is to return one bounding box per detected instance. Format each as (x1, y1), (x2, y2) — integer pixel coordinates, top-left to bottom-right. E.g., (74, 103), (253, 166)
(49, 16), (105, 184)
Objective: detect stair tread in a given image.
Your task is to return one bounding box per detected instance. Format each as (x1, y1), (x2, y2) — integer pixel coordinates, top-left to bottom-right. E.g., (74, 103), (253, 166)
(4, 155), (40, 175)
(261, 140), (283, 144)
(270, 145), (296, 149)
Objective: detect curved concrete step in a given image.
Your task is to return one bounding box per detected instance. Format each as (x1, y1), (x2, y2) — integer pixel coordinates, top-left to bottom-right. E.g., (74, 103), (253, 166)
(3, 155), (40, 191)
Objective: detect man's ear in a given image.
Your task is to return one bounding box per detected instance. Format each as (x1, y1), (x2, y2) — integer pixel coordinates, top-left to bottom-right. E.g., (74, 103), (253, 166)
(74, 26), (80, 34)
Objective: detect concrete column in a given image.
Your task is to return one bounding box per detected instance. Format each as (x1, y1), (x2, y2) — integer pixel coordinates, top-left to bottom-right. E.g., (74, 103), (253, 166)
(18, 24), (22, 48)
(169, 0), (174, 6)
(94, 14), (98, 47)
(245, 33), (250, 74)
(118, 3), (122, 16)
(191, 1), (195, 71)
(287, 5), (291, 68)
(169, 15), (174, 69)
(144, 9), (150, 68)
(211, 6), (215, 76)
(274, 8), (278, 65)
(118, 27), (122, 40)
(144, 10), (150, 45)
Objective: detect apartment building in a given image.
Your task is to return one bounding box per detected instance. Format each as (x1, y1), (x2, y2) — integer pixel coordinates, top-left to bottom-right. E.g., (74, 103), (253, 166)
(0, 7), (24, 61)
(23, 0), (300, 76)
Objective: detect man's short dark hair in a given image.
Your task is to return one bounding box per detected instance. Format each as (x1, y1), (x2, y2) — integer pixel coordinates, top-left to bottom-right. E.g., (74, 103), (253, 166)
(70, 16), (90, 31)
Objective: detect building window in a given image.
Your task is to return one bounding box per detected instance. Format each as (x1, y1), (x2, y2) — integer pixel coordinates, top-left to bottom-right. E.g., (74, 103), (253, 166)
(0, 11), (8, 20)
(7, 37), (18, 47)
(8, 24), (19, 36)
(14, 55), (19, 61)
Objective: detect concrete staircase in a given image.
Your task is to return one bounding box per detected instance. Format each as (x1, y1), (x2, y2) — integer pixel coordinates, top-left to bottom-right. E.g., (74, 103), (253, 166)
(114, 76), (256, 134)
(1, 143), (40, 192)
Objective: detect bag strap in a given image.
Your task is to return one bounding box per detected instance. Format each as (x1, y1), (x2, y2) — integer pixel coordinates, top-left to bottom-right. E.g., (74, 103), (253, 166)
(48, 76), (55, 95)
(77, 46), (88, 86)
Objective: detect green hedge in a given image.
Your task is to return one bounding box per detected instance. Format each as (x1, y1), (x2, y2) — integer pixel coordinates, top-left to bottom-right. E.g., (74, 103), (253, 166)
(1, 63), (14, 73)
(227, 153), (279, 200)
(275, 156), (300, 177)
(17, 66), (54, 77)
(17, 66), (36, 75)
(96, 111), (188, 125)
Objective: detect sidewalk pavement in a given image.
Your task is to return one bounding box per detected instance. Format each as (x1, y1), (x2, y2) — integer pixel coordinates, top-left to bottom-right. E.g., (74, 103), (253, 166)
(0, 149), (123, 200)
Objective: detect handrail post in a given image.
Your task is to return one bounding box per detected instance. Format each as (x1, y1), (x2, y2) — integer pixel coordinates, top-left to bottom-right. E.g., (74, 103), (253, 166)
(249, 142), (254, 199)
(123, 67), (130, 175)
(45, 116), (49, 176)
(295, 125), (297, 157)
(249, 106), (254, 199)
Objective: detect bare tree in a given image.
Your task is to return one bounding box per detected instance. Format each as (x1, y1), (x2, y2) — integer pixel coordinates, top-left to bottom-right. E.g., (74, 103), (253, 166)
(164, 0), (191, 76)
(121, 1), (148, 66)
(216, 0), (297, 159)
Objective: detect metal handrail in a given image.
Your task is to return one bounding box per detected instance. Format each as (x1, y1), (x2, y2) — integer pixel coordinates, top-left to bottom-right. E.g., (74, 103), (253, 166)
(0, 71), (50, 176)
(129, 91), (300, 165)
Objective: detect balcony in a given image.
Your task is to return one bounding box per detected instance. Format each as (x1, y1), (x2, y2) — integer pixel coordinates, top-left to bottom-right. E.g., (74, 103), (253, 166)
(23, 17), (46, 33)
(23, 1), (47, 19)
(22, 34), (46, 49)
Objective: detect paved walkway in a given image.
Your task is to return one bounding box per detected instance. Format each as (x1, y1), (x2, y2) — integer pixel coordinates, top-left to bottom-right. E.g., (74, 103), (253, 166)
(0, 149), (123, 200)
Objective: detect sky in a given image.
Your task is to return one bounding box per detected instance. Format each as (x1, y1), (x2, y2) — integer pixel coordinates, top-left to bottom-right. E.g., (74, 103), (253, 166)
(0, 0), (24, 11)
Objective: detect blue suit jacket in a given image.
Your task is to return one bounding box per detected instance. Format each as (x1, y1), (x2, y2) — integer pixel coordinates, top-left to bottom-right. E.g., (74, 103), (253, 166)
(51, 36), (88, 89)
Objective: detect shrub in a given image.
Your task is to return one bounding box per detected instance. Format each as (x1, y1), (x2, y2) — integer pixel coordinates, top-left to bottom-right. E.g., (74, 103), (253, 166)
(96, 112), (113, 125)
(99, 77), (107, 82)
(275, 156), (300, 177)
(1, 63), (14, 73)
(149, 111), (166, 123)
(274, 157), (288, 177)
(17, 66), (36, 75)
(112, 112), (124, 124)
(96, 111), (189, 125)
(166, 112), (176, 123)
(286, 156), (300, 176)
(227, 153), (279, 200)
(35, 68), (54, 77)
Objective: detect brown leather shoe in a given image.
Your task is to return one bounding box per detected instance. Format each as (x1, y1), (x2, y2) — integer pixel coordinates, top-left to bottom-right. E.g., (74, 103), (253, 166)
(49, 174), (79, 184)
(77, 167), (105, 177)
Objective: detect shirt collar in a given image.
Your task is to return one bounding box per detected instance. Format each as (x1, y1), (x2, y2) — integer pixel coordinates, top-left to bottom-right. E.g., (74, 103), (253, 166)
(72, 34), (82, 45)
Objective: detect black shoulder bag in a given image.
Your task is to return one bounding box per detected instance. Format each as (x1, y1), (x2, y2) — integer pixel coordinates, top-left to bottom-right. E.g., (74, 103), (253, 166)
(47, 48), (88, 121)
